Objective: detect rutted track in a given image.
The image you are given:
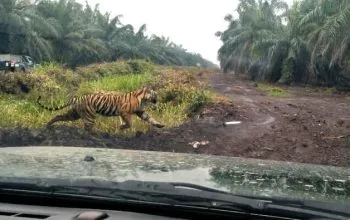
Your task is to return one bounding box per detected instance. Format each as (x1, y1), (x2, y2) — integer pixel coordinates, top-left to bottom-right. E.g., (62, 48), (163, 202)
(200, 74), (350, 167)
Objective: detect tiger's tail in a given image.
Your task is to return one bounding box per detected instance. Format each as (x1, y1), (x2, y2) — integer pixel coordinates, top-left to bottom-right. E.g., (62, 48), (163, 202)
(36, 96), (71, 111)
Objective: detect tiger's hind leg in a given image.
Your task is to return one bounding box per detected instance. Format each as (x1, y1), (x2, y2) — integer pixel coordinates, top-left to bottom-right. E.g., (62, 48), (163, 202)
(119, 113), (132, 130)
(76, 105), (97, 133)
(82, 117), (96, 133)
(135, 110), (164, 128)
(46, 109), (80, 128)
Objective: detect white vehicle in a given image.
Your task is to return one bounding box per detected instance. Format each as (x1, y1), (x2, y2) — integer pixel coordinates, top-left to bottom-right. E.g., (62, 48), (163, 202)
(0, 54), (36, 72)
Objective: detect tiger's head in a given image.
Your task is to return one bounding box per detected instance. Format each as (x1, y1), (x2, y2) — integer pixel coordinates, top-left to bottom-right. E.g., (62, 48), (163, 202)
(138, 87), (158, 104)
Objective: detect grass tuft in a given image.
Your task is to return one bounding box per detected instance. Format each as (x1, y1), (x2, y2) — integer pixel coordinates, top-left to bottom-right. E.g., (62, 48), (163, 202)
(258, 83), (291, 97)
(76, 73), (152, 95)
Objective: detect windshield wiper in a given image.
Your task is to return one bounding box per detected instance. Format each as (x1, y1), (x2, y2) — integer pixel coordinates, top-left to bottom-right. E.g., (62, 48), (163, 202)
(119, 181), (350, 220)
(0, 177), (349, 220)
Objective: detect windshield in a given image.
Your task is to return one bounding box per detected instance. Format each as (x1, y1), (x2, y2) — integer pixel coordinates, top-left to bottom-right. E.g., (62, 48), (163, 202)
(1, 0), (350, 206)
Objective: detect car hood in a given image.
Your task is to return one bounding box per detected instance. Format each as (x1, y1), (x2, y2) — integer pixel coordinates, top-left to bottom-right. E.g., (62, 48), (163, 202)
(0, 146), (349, 203)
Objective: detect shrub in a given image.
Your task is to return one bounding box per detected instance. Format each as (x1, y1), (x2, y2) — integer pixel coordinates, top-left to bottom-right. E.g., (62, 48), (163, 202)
(127, 59), (155, 74)
(0, 71), (44, 94)
(158, 83), (211, 116)
(75, 59), (155, 77)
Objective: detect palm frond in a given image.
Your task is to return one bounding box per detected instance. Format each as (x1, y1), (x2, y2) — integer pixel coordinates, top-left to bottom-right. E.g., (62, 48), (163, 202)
(298, 5), (323, 27)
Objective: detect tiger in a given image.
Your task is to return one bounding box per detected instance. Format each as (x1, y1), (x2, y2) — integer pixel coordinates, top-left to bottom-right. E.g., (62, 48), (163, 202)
(36, 87), (165, 132)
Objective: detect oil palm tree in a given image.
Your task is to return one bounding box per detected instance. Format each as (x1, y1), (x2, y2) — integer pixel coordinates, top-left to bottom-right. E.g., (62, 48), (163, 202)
(0, 0), (56, 60)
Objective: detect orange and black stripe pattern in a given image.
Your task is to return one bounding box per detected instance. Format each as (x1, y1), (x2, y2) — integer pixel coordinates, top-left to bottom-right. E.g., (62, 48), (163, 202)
(36, 87), (165, 132)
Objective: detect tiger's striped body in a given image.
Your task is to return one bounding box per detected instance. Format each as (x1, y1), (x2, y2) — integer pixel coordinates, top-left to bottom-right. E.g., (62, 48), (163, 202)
(36, 87), (164, 132)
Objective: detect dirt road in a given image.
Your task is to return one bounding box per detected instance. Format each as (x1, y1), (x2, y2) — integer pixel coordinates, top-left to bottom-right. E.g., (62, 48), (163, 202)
(1, 73), (350, 167)
(195, 73), (350, 167)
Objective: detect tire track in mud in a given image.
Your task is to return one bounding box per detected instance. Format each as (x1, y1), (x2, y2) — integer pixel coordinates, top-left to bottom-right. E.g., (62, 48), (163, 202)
(210, 83), (277, 128)
(202, 76), (280, 154)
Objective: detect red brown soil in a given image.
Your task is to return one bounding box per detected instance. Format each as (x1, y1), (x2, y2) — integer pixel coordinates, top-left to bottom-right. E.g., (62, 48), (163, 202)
(194, 74), (350, 167)
(1, 73), (350, 167)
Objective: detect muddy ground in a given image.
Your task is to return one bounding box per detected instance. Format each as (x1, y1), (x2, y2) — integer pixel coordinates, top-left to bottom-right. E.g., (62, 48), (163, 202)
(1, 73), (350, 167)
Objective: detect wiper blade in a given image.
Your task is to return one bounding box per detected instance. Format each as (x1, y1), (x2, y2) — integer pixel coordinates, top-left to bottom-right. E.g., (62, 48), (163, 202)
(122, 181), (350, 219)
(0, 178), (177, 205)
(170, 183), (350, 219)
(122, 181), (266, 209)
(0, 177), (349, 219)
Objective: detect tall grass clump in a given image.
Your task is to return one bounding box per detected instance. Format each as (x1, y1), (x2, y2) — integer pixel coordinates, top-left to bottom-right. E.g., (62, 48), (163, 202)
(76, 73), (152, 95)
(0, 60), (215, 137)
(75, 59), (155, 78)
(258, 83), (291, 97)
(0, 93), (53, 128)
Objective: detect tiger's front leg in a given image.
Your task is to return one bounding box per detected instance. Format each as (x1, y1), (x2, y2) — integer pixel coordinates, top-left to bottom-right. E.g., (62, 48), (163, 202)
(135, 110), (165, 128)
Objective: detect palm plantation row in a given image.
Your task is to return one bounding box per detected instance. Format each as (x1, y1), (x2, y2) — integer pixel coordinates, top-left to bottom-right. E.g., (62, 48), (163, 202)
(0, 0), (216, 68)
(217, 0), (350, 88)
(3, 0), (350, 88)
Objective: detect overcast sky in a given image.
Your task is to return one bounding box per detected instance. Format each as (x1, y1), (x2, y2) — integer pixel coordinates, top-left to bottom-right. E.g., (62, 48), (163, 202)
(76, 0), (295, 65)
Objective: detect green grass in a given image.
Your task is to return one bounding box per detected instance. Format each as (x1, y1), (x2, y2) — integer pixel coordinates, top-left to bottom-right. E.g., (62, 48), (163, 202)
(0, 85), (195, 136)
(258, 83), (291, 97)
(0, 61), (214, 137)
(76, 72), (152, 95)
(92, 102), (190, 137)
(325, 86), (337, 95)
(0, 94), (52, 128)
